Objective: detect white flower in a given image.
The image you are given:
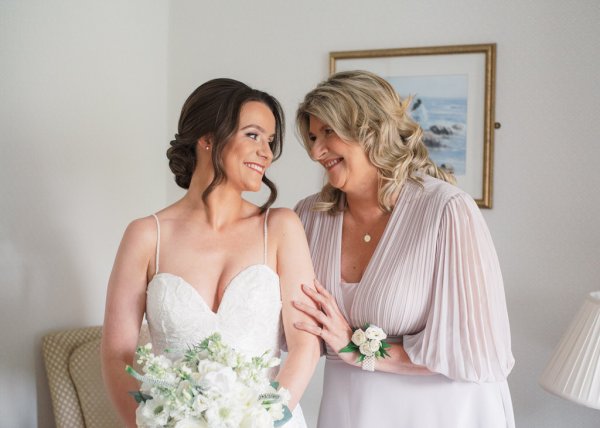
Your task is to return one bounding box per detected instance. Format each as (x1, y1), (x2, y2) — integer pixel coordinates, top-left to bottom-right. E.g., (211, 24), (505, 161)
(197, 359), (224, 376)
(268, 402), (284, 420)
(136, 397), (170, 427)
(192, 394), (209, 414)
(365, 325), (387, 340)
(369, 339), (382, 353)
(267, 356), (281, 368)
(201, 367), (237, 395)
(174, 416), (208, 428)
(351, 329), (367, 346)
(225, 352), (239, 368)
(359, 342), (375, 357)
(129, 334), (289, 428)
(204, 396), (244, 428)
(277, 387), (291, 403)
(176, 380), (196, 403)
(240, 407), (274, 428)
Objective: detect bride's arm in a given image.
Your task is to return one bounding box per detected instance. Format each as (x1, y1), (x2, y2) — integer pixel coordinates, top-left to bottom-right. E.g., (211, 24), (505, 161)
(269, 208), (321, 409)
(101, 218), (154, 428)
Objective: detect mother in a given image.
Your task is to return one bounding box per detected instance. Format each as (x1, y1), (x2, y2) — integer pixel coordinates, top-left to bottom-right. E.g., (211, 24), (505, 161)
(293, 70), (514, 428)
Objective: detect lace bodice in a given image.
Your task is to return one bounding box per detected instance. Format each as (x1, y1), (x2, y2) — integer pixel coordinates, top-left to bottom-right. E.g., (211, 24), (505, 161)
(146, 265), (282, 360)
(145, 211), (283, 361)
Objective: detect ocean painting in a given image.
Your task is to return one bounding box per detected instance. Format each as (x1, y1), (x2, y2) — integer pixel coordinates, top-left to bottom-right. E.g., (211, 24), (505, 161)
(386, 75), (468, 175)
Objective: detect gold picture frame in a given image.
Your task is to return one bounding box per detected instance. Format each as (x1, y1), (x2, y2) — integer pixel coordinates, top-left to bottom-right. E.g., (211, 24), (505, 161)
(330, 44), (497, 208)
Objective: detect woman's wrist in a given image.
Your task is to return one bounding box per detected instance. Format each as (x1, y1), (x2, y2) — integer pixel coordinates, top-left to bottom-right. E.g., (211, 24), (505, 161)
(339, 324), (391, 371)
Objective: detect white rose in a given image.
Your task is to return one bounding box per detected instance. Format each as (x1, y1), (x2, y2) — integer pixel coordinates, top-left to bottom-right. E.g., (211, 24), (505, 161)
(351, 329), (367, 346)
(201, 367), (237, 394)
(359, 342), (375, 357)
(365, 325), (387, 340)
(197, 359), (223, 376)
(173, 416), (208, 428)
(369, 340), (381, 353)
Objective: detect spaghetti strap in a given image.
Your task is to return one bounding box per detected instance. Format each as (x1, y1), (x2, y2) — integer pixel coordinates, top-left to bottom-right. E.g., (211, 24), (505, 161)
(263, 209), (270, 264)
(151, 214), (160, 274)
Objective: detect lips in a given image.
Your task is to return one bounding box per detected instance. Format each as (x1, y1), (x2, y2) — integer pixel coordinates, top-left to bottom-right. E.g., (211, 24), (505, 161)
(323, 158), (343, 170)
(244, 162), (265, 175)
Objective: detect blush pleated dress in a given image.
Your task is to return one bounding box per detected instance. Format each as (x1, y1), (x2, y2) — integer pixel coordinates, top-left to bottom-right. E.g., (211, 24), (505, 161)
(295, 175), (515, 428)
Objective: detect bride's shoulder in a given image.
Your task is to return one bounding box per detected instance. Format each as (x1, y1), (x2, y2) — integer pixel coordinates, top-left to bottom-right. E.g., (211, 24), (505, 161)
(266, 207), (302, 227)
(119, 215), (158, 250)
(265, 208), (305, 240)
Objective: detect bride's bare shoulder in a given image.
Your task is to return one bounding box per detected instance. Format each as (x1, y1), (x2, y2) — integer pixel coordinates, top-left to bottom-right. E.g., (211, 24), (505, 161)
(265, 208), (305, 240)
(119, 215), (159, 250)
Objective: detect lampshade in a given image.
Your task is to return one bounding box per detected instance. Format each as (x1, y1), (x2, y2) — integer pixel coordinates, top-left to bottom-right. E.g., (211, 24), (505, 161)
(539, 291), (600, 409)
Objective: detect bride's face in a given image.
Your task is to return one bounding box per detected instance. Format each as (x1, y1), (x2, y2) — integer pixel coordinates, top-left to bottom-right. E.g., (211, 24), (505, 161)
(221, 101), (275, 193)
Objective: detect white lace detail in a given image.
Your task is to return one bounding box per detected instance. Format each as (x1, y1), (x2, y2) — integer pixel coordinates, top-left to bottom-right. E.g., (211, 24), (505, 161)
(146, 265), (282, 360)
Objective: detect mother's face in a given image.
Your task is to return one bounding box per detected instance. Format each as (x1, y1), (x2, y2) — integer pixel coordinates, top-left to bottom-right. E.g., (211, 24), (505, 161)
(308, 115), (378, 193)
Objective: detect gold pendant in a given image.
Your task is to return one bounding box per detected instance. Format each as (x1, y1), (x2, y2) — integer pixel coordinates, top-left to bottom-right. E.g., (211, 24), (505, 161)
(363, 233), (371, 243)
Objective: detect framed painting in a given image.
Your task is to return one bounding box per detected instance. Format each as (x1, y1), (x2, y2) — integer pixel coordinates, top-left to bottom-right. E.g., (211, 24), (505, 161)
(330, 44), (497, 208)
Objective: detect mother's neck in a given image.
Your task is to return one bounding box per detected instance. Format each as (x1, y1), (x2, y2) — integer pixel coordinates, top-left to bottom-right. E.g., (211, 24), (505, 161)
(344, 182), (386, 222)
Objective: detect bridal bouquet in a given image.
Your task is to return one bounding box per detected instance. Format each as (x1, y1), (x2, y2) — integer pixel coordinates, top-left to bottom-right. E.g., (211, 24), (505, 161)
(126, 333), (292, 428)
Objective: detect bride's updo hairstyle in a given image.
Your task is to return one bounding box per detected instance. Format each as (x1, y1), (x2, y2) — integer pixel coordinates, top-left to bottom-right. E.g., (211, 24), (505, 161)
(296, 70), (455, 214)
(168, 78), (284, 211)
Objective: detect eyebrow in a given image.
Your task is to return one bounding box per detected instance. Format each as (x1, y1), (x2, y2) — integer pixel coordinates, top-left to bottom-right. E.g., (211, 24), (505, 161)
(309, 124), (330, 134)
(240, 124), (276, 138)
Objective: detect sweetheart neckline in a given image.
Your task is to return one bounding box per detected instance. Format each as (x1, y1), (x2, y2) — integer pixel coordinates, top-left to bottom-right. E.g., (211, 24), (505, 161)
(148, 264), (279, 315)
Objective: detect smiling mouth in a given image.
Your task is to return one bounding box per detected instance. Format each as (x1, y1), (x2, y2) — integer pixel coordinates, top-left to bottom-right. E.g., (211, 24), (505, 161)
(244, 162), (265, 175)
(323, 158), (343, 170)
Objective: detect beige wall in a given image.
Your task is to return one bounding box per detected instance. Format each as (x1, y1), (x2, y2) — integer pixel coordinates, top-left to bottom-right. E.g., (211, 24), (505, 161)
(1, 0), (599, 426)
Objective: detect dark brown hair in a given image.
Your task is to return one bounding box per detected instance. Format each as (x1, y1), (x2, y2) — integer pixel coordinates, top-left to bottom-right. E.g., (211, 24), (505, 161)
(167, 78), (284, 211)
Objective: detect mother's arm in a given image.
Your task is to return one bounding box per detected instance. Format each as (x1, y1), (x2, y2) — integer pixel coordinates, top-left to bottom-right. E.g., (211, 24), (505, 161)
(269, 209), (321, 409)
(100, 218), (154, 428)
(294, 280), (433, 376)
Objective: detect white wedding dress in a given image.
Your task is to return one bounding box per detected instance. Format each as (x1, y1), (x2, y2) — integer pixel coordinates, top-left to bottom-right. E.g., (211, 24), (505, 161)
(145, 210), (307, 428)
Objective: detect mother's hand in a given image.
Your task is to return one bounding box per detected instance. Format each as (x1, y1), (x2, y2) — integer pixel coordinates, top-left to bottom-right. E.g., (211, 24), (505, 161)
(293, 279), (357, 366)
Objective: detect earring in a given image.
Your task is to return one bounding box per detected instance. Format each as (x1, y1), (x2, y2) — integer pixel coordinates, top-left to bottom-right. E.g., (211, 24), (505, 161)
(205, 146), (210, 150)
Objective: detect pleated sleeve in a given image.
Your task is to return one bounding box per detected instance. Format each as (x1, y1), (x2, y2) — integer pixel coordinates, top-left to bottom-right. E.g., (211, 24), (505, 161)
(403, 193), (514, 383)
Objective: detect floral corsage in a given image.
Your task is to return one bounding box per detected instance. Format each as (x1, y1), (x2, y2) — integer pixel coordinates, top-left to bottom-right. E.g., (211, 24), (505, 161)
(339, 324), (391, 371)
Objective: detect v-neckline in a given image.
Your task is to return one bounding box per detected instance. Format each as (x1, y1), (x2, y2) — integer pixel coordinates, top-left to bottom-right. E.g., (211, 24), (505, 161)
(334, 193), (401, 320)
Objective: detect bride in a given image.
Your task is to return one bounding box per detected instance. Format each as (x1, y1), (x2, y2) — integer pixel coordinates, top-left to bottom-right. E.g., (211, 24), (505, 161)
(101, 78), (320, 427)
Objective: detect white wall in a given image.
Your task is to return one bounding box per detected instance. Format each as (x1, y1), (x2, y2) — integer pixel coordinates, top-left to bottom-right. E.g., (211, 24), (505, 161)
(167, 1), (600, 427)
(0, 1), (168, 426)
(1, 0), (599, 427)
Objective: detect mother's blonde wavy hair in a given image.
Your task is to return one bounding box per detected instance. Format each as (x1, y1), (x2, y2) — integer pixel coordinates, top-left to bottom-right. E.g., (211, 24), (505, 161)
(296, 70), (455, 214)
